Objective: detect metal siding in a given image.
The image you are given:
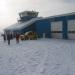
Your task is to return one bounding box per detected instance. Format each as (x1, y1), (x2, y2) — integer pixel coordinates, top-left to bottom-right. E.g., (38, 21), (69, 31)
(51, 21), (62, 31)
(68, 34), (75, 40)
(68, 19), (75, 39)
(68, 20), (75, 31)
(51, 33), (62, 39)
(35, 19), (51, 38)
(51, 21), (63, 39)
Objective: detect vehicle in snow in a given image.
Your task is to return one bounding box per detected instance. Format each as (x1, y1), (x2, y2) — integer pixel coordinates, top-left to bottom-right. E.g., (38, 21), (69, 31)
(20, 31), (38, 40)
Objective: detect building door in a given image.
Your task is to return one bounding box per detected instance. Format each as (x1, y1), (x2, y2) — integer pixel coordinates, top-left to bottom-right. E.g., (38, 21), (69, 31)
(68, 20), (75, 40)
(51, 21), (63, 39)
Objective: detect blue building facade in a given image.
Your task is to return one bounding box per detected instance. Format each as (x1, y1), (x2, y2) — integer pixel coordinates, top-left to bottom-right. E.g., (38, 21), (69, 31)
(4, 11), (75, 40)
(34, 13), (75, 39)
(35, 19), (51, 38)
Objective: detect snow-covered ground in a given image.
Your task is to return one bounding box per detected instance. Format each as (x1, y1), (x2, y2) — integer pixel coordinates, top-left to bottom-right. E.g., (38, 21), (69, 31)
(0, 37), (75, 75)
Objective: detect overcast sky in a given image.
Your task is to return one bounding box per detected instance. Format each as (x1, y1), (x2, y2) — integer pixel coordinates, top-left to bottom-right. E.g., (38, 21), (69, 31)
(0, 0), (75, 30)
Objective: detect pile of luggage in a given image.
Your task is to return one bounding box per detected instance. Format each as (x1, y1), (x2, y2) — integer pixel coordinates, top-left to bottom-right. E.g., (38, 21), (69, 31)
(20, 31), (38, 40)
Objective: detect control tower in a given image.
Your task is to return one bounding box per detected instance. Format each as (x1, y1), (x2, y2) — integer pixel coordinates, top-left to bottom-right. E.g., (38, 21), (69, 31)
(18, 11), (39, 22)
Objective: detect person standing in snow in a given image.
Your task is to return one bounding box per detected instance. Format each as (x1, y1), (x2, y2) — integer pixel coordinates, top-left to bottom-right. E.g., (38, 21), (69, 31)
(7, 32), (11, 45)
(2, 33), (6, 42)
(15, 32), (20, 43)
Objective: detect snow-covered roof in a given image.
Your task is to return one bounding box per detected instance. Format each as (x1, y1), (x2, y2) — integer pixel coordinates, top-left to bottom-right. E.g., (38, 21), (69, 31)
(4, 17), (42, 31)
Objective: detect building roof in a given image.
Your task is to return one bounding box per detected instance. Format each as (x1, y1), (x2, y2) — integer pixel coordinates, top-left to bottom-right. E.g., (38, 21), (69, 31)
(19, 10), (38, 14)
(4, 17), (42, 32)
(45, 12), (75, 19)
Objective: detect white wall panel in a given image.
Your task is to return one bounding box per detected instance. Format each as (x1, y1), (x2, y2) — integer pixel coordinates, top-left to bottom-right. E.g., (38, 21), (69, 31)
(51, 33), (62, 39)
(68, 20), (75, 39)
(68, 20), (75, 31)
(51, 21), (62, 31)
(51, 21), (62, 39)
(68, 33), (75, 40)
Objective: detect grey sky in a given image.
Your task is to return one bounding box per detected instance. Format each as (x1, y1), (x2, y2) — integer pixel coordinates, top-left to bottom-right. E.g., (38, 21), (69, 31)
(63, 0), (75, 3)
(0, 0), (75, 30)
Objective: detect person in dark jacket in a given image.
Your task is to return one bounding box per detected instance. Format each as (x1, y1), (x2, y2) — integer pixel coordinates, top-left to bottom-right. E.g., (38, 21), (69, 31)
(7, 33), (11, 45)
(15, 32), (20, 43)
(2, 33), (6, 42)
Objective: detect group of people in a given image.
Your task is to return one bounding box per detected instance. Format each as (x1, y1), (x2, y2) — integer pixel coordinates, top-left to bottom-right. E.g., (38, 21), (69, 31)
(2, 32), (20, 45)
